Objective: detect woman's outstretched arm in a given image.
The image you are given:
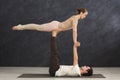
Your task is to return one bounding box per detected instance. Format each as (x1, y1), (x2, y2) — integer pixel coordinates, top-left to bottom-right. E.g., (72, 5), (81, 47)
(72, 20), (80, 47)
(72, 20), (77, 43)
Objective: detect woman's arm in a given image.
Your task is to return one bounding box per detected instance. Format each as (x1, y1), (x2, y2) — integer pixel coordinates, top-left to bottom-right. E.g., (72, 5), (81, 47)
(72, 20), (78, 43)
(72, 20), (80, 47)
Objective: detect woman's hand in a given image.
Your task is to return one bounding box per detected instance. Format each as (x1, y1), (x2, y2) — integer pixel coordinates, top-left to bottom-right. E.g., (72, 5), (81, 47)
(74, 41), (80, 47)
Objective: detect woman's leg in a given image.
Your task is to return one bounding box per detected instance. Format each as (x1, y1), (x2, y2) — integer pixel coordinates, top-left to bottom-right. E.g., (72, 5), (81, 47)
(49, 31), (60, 76)
(12, 24), (44, 31)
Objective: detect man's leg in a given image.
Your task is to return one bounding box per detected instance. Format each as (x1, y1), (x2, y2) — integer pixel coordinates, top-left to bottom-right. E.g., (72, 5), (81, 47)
(49, 31), (60, 76)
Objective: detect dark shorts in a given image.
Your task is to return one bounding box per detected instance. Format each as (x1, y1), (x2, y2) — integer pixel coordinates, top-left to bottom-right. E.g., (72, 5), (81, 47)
(49, 36), (60, 76)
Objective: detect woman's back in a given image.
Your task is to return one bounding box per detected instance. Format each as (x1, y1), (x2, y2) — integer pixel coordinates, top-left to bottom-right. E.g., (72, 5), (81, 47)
(58, 16), (75, 30)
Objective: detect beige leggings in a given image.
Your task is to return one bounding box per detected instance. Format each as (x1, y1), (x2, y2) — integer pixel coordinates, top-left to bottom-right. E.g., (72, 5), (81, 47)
(16, 23), (45, 31)
(16, 21), (60, 32)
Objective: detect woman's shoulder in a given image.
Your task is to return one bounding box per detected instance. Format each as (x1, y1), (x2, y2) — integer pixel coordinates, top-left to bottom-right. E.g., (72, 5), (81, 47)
(71, 15), (78, 20)
(62, 15), (77, 22)
(68, 15), (77, 22)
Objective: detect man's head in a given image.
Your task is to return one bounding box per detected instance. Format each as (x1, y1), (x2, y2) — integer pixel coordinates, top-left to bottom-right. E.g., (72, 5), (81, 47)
(80, 66), (93, 76)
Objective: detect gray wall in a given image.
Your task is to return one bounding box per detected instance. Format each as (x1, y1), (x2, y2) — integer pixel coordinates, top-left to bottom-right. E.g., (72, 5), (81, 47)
(0, 0), (120, 67)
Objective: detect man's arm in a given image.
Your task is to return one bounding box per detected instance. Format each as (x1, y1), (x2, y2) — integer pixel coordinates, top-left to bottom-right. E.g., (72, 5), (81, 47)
(73, 45), (78, 66)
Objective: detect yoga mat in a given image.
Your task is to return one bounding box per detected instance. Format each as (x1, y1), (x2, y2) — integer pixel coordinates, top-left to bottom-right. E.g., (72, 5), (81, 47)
(18, 73), (106, 78)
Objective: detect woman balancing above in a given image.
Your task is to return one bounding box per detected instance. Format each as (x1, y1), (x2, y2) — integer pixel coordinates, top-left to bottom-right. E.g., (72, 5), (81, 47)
(12, 8), (93, 77)
(12, 8), (88, 47)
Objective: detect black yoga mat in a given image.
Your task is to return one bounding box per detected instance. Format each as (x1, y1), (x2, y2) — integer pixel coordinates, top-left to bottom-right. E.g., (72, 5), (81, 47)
(18, 73), (106, 78)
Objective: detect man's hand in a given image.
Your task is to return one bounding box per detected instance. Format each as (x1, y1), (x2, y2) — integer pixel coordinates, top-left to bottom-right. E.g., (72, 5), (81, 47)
(74, 41), (80, 47)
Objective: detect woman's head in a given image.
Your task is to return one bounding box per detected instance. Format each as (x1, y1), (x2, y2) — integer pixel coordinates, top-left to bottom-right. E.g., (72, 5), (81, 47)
(76, 8), (88, 19)
(80, 66), (93, 76)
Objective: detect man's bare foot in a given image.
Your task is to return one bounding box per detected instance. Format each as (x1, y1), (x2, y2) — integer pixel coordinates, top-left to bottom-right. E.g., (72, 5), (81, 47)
(52, 31), (58, 37)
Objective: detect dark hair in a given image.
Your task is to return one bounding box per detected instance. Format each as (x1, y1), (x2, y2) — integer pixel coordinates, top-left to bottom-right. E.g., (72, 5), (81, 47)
(76, 8), (87, 14)
(82, 67), (93, 76)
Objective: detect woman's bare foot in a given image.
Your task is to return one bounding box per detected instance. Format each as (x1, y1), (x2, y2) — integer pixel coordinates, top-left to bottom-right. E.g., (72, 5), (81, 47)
(12, 24), (22, 30)
(12, 26), (19, 30)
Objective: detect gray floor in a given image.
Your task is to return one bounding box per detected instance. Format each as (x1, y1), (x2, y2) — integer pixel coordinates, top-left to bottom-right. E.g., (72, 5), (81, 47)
(0, 67), (120, 80)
